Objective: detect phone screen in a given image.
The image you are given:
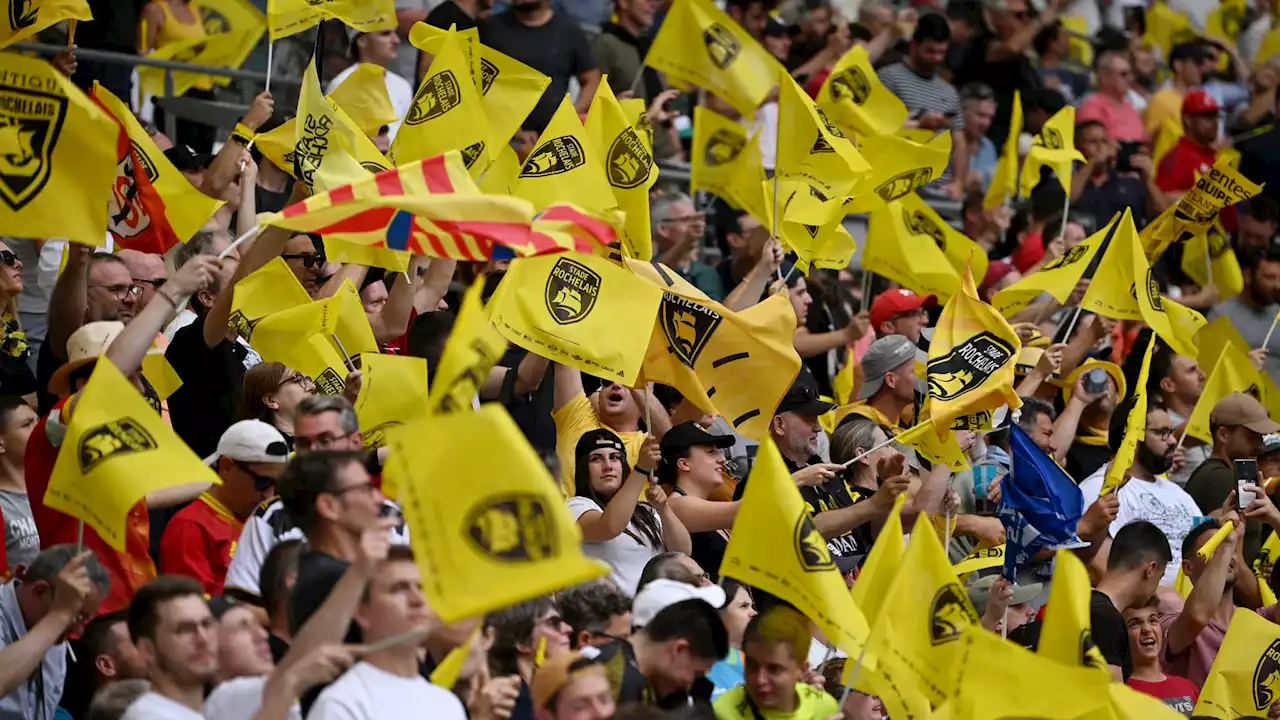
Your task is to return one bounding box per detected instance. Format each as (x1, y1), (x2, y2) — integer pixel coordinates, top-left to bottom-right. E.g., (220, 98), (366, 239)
(1236, 459), (1260, 510)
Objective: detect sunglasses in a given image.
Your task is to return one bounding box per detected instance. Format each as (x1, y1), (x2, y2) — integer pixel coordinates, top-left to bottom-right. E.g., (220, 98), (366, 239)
(233, 459), (282, 492)
(282, 252), (324, 269)
(0, 250), (17, 267)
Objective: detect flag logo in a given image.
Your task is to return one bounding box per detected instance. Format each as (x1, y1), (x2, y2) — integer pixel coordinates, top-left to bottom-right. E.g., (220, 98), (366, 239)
(545, 257), (601, 325)
(830, 67), (871, 104)
(77, 419), (159, 474)
(637, 113), (654, 149)
(1253, 640), (1280, 710)
(660, 294), (722, 368)
(1042, 243), (1088, 270)
(363, 421), (402, 450)
(1037, 127), (1065, 150)
(815, 108), (846, 138)
(1248, 383), (1263, 401)
(705, 129), (745, 166)
(811, 135), (833, 154)
(361, 160), (390, 174)
(929, 585), (976, 645)
(703, 23), (740, 69)
(228, 310), (262, 340)
(108, 153), (152, 238)
(129, 140), (160, 183)
(466, 494), (557, 561)
(8, 0), (35, 31)
(607, 128), (653, 189)
(522, 136), (587, 177)
(315, 368), (347, 395)
(480, 59), (499, 94)
(803, 224), (819, 238)
(904, 208), (946, 249)
(927, 331), (1016, 402)
(951, 410), (991, 431)
(875, 168), (933, 204)
(1207, 226), (1230, 257)
(406, 70), (463, 126)
(461, 141), (486, 169)
(794, 513), (835, 571)
(1129, 271), (1164, 311)
(293, 114), (334, 188)
(198, 6), (232, 34)
(0, 86), (67, 211)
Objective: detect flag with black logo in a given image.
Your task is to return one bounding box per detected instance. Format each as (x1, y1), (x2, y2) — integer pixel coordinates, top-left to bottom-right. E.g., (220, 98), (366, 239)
(489, 252), (663, 384)
(864, 199), (961, 301)
(816, 45), (907, 138)
(776, 74), (869, 226)
(391, 27), (491, 178)
(267, 0), (394, 41)
(1194, 609), (1280, 719)
(1185, 344), (1265, 444)
(427, 277), (506, 416)
(720, 438), (870, 658)
(192, 0), (267, 87)
(1140, 156), (1261, 260)
(0, 52), (117, 247)
(1037, 550), (1110, 673)
(0, 0), (90, 49)
(512, 94), (617, 215)
(927, 262), (1022, 434)
(386, 403), (607, 622)
(690, 106), (748, 202)
(1019, 105), (1083, 197)
(643, 0), (777, 117)
(93, 83), (221, 253)
(586, 80), (658, 261)
(354, 353), (429, 453)
(897, 193), (986, 285)
(992, 213), (1113, 317)
(229, 257), (311, 342)
(630, 260), (801, 440)
(138, 23), (258, 97)
(845, 131), (951, 214)
(44, 361), (219, 551)
(1180, 222), (1244, 301)
(779, 211), (857, 274)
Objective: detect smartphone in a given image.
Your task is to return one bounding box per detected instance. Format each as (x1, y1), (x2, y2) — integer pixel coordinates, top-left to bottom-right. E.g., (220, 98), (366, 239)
(1083, 367), (1109, 395)
(1115, 141), (1141, 173)
(1237, 459), (1260, 510)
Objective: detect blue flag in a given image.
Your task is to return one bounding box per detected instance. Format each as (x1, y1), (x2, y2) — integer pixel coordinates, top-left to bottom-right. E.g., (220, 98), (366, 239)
(998, 423), (1085, 579)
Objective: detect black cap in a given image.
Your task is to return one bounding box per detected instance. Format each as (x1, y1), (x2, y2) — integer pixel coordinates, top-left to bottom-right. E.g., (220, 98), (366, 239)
(775, 375), (836, 417)
(164, 144), (212, 172)
(207, 595), (241, 620)
(659, 421), (736, 457)
(575, 428), (625, 462)
(764, 16), (791, 37)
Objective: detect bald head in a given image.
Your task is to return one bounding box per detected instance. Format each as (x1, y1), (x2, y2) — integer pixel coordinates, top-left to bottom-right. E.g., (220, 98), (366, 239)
(116, 250), (167, 309)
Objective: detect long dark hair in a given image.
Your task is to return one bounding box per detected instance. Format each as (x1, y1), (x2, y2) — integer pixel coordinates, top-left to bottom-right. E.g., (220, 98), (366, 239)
(574, 447), (662, 550)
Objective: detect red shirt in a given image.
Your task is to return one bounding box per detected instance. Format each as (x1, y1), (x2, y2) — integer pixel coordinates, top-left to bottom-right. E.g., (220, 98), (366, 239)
(1127, 674), (1198, 716)
(159, 493), (244, 596)
(26, 398), (155, 615)
(1156, 137), (1217, 193)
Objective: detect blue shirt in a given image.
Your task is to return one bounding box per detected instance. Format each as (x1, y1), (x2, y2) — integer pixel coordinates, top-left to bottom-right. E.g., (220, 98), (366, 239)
(968, 135), (998, 193)
(708, 648), (745, 700)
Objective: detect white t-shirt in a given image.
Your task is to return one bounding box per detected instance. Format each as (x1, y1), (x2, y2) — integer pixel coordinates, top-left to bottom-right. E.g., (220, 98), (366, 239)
(325, 65), (415, 141)
(309, 662), (467, 720)
(567, 496), (662, 595)
(122, 692), (204, 720)
(203, 675), (301, 720)
(1079, 464), (1203, 586)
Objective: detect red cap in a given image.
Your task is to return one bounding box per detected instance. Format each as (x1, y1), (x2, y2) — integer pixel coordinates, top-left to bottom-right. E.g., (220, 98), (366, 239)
(869, 288), (935, 331)
(1182, 89), (1220, 115)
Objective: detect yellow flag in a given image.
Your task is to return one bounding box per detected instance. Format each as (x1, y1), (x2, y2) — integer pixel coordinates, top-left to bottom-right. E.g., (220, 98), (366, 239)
(900, 193), (987, 283)
(897, 413), (970, 470)
(1019, 105), (1083, 197)
(478, 143), (521, 196)
(254, 115), (390, 190)
(0, 53), (117, 247)
(229, 257), (312, 342)
(926, 264), (1023, 433)
(865, 515), (978, 711)
(1152, 116), (1184, 168)
(250, 280), (379, 394)
(1100, 334), (1153, 496)
(1143, 1), (1194, 58)
(984, 90), (1022, 210)
(490, 253), (662, 384)
(1259, 25), (1280, 64)
(1180, 223), (1245, 301)
(354, 354), (429, 451)
(428, 629), (478, 690)
(45, 362), (219, 550)
(93, 83), (221, 250)
(816, 45), (907, 138)
(325, 238), (411, 273)
(842, 493), (906, 687)
(141, 349), (182, 402)
(644, 0), (777, 117)
(631, 261), (800, 440)
(1254, 532), (1280, 608)
(863, 200), (962, 301)
(1081, 209), (1207, 358)
(781, 216), (857, 274)
(951, 544), (1004, 576)
(690, 106), (748, 202)
(1196, 316), (1280, 423)
(1059, 16), (1093, 68)
(585, 80), (658, 261)
(391, 28), (491, 178)
(833, 348), (855, 406)
(267, 0), (394, 41)
(428, 278), (506, 415)
(776, 74), (869, 223)
(992, 213), (1113, 316)
(512, 95), (616, 214)
(1037, 550), (1109, 672)
(140, 30), (255, 96)
(721, 438), (870, 657)
(1194, 608), (1280, 718)
(1186, 345), (1265, 444)
(408, 22), (551, 155)
(193, 0), (268, 88)
(726, 131), (771, 226)
(0, 0), (91, 48)
(289, 52), (390, 193)
(329, 64), (402, 137)
(845, 131), (951, 215)
(1141, 156), (1261, 259)
(387, 404), (607, 623)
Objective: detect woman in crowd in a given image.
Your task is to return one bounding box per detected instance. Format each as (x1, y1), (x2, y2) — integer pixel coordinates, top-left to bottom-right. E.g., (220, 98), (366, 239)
(707, 579), (757, 700)
(0, 241), (33, 402)
(239, 362), (316, 448)
(568, 429), (691, 595)
(486, 597), (574, 720)
(661, 422), (740, 579)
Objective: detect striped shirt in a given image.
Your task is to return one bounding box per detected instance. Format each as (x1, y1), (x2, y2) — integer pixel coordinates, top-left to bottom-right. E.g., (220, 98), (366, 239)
(878, 62), (965, 185)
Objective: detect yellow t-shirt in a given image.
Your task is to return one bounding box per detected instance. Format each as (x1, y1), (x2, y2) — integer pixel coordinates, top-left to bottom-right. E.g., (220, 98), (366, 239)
(553, 391), (645, 497)
(1143, 86), (1184, 137)
(713, 684), (839, 720)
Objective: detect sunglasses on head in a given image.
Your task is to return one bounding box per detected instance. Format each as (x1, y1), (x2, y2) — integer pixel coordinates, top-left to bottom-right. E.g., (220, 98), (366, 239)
(282, 252), (324, 269)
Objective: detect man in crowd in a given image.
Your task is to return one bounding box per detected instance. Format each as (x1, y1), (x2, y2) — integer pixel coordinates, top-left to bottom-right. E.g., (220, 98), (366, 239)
(1123, 600), (1199, 711)
(1078, 50), (1146, 143)
(970, 574), (1041, 637)
(1151, 343), (1208, 487)
(557, 580), (633, 651)
(116, 250), (167, 312)
(869, 290), (931, 342)
(1144, 43), (1209, 137)
(713, 606), (838, 719)
(1090, 521), (1172, 681)
(840, 334), (916, 433)
(79, 610), (146, 706)
(1156, 90), (1222, 200)
(1210, 246), (1280, 379)
(159, 420), (290, 595)
(960, 83), (999, 192)
(1236, 197), (1279, 251)
(1186, 393), (1280, 560)
(1071, 120), (1163, 231)
(326, 30), (414, 141)
(531, 651), (616, 720)
(1054, 360), (1121, 479)
(652, 194), (722, 300)
(879, 13), (967, 199)
(0, 397), (38, 572)
(122, 576), (217, 719)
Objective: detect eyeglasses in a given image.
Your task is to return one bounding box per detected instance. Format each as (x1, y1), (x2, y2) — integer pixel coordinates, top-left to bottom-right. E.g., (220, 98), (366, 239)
(279, 372), (316, 392)
(233, 460), (281, 492)
(134, 277), (166, 290)
(1147, 427), (1175, 440)
(295, 431), (352, 451)
(0, 250), (18, 267)
(89, 284), (143, 300)
(660, 213), (707, 225)
(326, 479), (377, 498)
(536, 613), (567, 629)
(282, 252), (325, 269)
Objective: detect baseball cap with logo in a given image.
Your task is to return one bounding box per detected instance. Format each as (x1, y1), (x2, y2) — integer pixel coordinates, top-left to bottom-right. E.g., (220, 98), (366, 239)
(203, 420), (291, 466)
(631, 578), (726, 628)
(869, 289), (936, 332)
(1210, 392), (1280, 435)
(574, 428), (626, 464)
(856, 334), (917, 401)
(1182, 89), (1221, 116)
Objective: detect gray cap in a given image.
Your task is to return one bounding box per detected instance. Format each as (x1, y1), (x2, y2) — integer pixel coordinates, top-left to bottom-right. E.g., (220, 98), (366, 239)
(856, 335), (917, 400)
(1263, 434), (1280, 457)
(967, 574), (1043, 615)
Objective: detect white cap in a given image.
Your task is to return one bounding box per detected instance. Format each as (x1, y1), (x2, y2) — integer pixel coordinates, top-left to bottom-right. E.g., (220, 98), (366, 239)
(203, 420), (290, 465)
(631, 578), (726, 628)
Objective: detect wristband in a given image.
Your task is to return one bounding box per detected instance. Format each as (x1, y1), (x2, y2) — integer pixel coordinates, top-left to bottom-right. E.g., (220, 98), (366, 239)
(635, 467), (654, 478)
(231, 123), (255, 145)
(155, 290), (180, 309)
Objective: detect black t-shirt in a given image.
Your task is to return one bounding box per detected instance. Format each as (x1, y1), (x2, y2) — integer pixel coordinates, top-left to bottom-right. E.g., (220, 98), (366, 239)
(1066, 441), (1111, 484)
(35, 338), (62, 416)
(427, 0), (477, 32)
(1090, 590), (1132, 680)
(800, 479), (875, 575)
(479, 10), (597, 132)
(590, 640), (711, 710)
(165, 312), (249, 458)
(499, 347), (554, 451)
(953, 32), (1041, 147)
(0, 350), (34, 398)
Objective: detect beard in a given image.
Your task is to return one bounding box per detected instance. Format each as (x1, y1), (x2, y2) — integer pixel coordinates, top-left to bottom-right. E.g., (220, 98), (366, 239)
(1138, 442), (1174, 475)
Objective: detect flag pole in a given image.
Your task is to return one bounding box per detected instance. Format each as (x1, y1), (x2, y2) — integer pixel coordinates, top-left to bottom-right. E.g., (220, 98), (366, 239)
(1263, 311), (1280, 350)
(840, 433), (897, 468)
(265, 40), (275, 93)
(1060, 306), (1083, 340)
(75, 520), (83, 554)
(222, 226), (261, 259)
(860, 270), (874, 313)
(67, 20), (77, 47)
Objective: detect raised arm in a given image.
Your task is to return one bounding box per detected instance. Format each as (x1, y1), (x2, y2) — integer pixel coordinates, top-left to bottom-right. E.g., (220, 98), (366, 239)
(576, 438), (659, 542)
(46, 245), (91, 361)
(667, 493), (739, 533)
(107, 256), (219, 378)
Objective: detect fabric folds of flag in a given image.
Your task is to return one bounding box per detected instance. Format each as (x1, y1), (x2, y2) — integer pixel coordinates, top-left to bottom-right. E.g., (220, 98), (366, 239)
(1037, 550), (1109, 672)
(690, 106), (749, 202)
(0, 0), (91, 49)
(816, 45), (907, 138)
(984, 90), (1022, 210)
(585, 79), (658, 261)
(998, 424), (1085, 579)
(1100, 333), (1154, 496)
(267, 0), (395, 41)
(1019, 106), (1083, 197)
(1194, 609), (1280, 719)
